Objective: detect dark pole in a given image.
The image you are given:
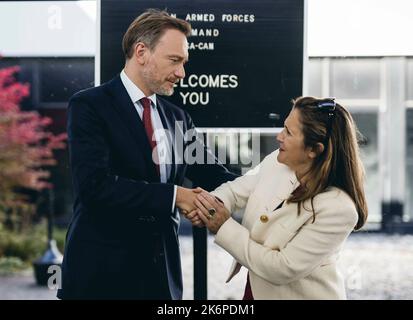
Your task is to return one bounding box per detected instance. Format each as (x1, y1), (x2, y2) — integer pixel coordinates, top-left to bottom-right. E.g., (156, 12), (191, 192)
(381, 201), (404, 233)
(193, 226), (207, 300)
(192, 131), (210, 300)
(33, 188), (63, 286)
(47, 188), (54, 242)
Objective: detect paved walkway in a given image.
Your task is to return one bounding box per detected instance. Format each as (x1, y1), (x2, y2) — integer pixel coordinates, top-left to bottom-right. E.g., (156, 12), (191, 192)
(1, 233), (413, 300)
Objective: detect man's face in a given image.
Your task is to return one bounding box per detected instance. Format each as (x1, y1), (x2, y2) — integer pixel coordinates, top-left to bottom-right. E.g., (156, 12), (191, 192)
(141, 29), (188, 96)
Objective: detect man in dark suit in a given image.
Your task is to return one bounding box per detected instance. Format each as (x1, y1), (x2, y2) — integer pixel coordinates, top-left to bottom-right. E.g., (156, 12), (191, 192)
(57, 9), (237, 300)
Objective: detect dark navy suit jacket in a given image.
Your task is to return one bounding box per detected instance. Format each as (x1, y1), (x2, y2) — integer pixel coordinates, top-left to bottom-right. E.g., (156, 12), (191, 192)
(57, 75), (237, 300)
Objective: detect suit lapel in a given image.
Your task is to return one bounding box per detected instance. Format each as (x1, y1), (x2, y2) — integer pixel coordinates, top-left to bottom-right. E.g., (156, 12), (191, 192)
(104, 75), (158, 180)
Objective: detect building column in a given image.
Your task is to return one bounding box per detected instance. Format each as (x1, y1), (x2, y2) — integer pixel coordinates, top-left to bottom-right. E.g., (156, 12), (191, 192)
(379, 57), (406, 231)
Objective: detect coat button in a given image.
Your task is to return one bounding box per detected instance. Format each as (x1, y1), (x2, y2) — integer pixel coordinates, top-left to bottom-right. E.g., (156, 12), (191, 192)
(260, 215), (269, 223)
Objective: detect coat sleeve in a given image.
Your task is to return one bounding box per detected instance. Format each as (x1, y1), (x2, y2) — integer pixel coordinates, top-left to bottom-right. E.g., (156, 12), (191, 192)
(214, 193), (358, 285)
(209, 153), (272, 213)
(68, 95), (174, 222)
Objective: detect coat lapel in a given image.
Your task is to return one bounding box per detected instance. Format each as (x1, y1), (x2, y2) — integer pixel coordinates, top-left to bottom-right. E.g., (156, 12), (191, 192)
(271, 171), (299, 210)
(104, 75), (158, 180)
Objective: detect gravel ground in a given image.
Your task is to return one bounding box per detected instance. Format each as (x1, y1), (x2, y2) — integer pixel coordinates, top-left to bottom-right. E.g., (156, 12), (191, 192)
(1, 233), (413, 300)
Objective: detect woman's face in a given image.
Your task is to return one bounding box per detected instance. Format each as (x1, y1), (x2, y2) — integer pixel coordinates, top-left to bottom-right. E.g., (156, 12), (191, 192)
(276, 108), (314, 175)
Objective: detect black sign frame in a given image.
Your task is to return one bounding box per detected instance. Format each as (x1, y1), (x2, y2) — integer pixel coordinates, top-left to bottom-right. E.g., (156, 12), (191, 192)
(98, 0), (305, 128)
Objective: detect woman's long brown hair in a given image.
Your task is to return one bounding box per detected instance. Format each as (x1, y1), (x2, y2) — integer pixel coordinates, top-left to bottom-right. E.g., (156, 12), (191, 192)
(287, 97), (368, 230)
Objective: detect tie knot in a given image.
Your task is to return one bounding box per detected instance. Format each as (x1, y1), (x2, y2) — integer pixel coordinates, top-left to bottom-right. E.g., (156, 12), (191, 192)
(140, 97), (151, 110)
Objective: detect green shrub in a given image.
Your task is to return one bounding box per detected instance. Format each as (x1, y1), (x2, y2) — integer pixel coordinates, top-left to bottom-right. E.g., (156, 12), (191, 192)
(3, 231), (47, 261)
(30, 222), (66, 253)
(52, 227), (67, 253)
(0, 257), (26, 275)
(0, 220), (66, 270)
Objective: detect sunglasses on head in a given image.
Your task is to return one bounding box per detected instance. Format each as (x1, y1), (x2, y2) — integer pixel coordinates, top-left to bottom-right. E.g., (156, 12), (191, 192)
(316, 98), (336, 117)
(312, 98), (336, 144)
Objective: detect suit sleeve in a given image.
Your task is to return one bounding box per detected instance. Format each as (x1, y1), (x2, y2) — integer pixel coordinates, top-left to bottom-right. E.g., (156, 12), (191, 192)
(214, 196), (358, 285)
(183, 113), (239, 190)
(67, 96), (174, 222)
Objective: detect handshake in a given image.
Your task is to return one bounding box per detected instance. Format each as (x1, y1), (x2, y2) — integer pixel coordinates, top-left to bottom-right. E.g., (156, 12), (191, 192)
(175, 186), (230, 234)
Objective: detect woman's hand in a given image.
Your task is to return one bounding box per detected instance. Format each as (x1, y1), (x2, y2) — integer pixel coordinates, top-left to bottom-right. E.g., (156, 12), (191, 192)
(194, 191), (230, 234)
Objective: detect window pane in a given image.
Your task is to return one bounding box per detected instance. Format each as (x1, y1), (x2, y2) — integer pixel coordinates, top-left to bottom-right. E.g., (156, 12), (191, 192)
(331, 59), (380, 99)
(407, 58), (413, 100)
(308, 58), (322, 97)
(41, 58), (94, 102)
(0, 57), (94, 225)
(351, 111), (380, 224)
(0, 58), (94, 108)
(406, 109), (413, 221)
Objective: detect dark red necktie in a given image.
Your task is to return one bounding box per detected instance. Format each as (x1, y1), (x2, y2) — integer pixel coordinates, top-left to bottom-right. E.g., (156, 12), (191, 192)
(140, 97), (160, 176)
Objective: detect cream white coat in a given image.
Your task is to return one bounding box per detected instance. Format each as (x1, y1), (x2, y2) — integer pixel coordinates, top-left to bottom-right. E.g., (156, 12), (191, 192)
(212, 150), (358, 300)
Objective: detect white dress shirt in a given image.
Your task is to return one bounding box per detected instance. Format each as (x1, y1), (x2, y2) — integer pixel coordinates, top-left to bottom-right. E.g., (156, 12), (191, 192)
(120, 70), (177, 212)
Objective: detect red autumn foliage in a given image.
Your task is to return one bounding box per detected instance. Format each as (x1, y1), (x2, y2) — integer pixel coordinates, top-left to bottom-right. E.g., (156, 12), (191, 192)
(0, 66), (67, 212)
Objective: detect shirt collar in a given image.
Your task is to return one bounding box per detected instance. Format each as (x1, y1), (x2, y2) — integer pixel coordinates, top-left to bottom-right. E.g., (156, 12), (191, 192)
(120, 69), (157, 108)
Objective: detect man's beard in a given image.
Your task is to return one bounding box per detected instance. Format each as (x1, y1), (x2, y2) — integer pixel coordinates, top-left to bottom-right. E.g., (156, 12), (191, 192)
(142, 67), (174, 96)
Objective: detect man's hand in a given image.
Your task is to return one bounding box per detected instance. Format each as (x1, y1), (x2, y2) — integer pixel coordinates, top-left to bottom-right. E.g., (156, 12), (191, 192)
(176, 186), (204, 213)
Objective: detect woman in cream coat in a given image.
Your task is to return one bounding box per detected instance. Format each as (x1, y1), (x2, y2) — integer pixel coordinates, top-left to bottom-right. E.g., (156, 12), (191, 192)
(186, 96), (368, 300)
